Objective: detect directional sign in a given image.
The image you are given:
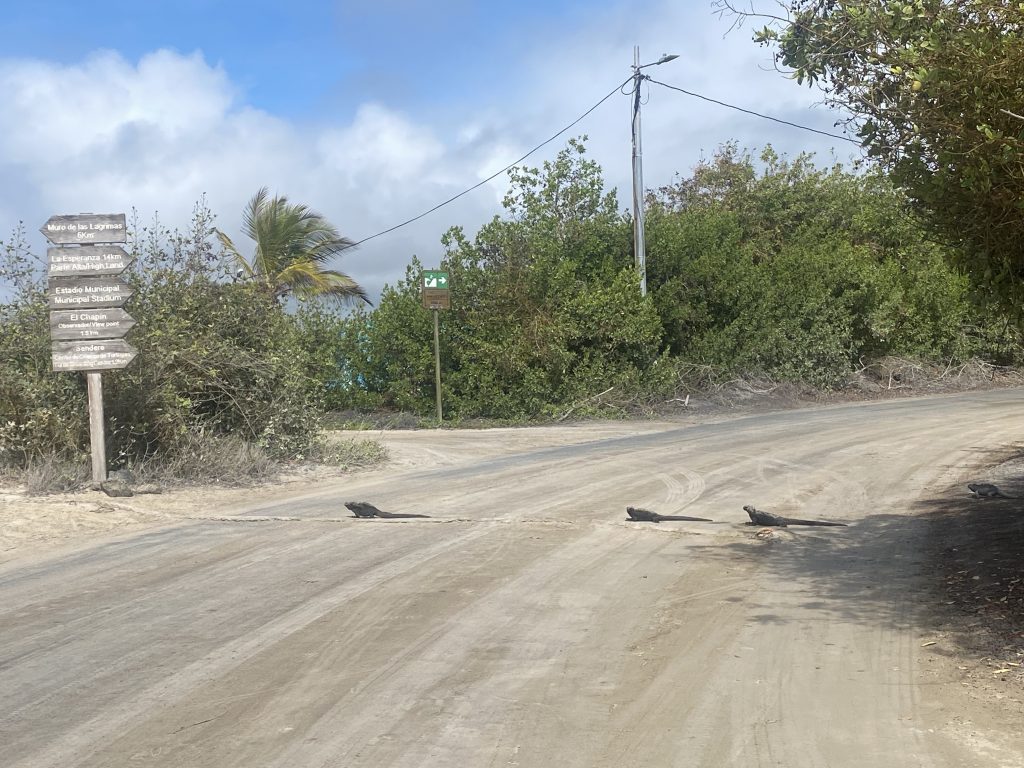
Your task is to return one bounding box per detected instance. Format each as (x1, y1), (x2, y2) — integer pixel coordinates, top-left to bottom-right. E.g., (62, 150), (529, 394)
(40, 213), (127, 245)
(422, 270), (450, 310)
(422, 270), (449, 289)
(422, 289), (450, 310)
(51, 339), (138, 372)
(48, 277), (133, 309)
(49, 308), (136, 341)
(48, 245), (133, 277)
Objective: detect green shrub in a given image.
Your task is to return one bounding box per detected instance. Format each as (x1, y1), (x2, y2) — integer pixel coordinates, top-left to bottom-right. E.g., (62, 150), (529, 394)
(0, 203), (351, 474)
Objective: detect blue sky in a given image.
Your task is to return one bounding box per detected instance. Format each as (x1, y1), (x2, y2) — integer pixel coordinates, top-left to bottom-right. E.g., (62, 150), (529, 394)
(0, 0), (858, 299)
(2, 1), (558, 115)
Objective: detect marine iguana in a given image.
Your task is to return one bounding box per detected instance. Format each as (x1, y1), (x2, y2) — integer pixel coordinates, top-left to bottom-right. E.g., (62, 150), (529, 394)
(968, 483), (1016, 499)
(626, 506), (713, 523)
(743, 504), (847, 528)
(344, 501), (431, 519)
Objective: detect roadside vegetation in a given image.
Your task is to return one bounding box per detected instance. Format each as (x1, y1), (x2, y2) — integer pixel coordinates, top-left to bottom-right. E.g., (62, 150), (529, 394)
(333, 139), (1021, 420)
(723, 0), (1024, 315)
(2, 129), (1022, 487)
(0, 199), (384, 490)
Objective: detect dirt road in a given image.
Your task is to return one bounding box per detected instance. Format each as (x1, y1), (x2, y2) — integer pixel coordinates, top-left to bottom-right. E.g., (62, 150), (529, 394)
(2, 390), (1023, 766)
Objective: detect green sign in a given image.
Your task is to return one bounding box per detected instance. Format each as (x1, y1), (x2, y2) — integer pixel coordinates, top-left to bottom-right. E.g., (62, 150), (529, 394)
(423, 270), (449, 289)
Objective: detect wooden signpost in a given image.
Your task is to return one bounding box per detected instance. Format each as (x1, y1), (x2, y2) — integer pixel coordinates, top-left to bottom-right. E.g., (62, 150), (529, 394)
(51, 340), (139, 372)
(40, 213), (127, 245)
(49, 308), (136, 341)
(47, 276), (133, 308)
(422, 270), (450, 422)
(48, 245), (132, 276)
(43, 213), (135, 483)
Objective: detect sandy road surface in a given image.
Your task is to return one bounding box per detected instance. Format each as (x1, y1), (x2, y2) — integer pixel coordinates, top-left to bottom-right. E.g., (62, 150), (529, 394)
(2, 390), (1024, 766)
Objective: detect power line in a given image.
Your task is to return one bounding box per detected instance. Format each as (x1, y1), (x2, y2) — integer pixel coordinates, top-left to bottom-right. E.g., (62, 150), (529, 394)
(346, 73), (860, 251)
(347, 75), (633, 249)
(646, 77), (861, 145)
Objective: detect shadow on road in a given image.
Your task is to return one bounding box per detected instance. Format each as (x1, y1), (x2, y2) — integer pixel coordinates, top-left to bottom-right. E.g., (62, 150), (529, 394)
(916, 488), (1024, 658)
(684, 484), (1024, 662)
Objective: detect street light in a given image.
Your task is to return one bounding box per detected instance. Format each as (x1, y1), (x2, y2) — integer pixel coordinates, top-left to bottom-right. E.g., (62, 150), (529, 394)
(631, 47), (678, 296)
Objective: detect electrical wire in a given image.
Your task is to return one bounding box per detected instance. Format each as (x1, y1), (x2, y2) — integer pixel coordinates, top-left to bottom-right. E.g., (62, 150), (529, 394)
(646, 77), (860, 145)
(346, 73), (859, 251)
(346, 75), (634, 249)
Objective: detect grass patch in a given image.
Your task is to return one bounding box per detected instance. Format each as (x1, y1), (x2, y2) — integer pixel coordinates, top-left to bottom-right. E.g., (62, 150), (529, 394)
(1, 432), (388, 495)
(323, 410), (430, 430)
(312, 436), (389, 469)
(125, 433), (280, 486)
(8, 454), (92, 495)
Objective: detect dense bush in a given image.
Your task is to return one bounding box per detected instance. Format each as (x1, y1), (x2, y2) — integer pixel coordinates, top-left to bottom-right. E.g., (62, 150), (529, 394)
(0, 203), (339, 473)
(0, 228), (89, 464)
(337, 140), (672, 419)
(332, 140), (1020, 417)
(646, 145), (1020, 385)
(4, 139), (1020, 450)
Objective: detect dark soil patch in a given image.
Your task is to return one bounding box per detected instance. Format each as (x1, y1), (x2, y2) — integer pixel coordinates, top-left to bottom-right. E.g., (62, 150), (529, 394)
(920, 452), (1024, 708)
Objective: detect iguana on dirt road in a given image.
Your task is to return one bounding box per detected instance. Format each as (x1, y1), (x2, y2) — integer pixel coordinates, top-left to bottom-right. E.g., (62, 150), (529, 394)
(743, 505), (848, 528)
(626, 506), (713, 523)
(344, 501), (431, 519)
(967, 483), (1016, 499)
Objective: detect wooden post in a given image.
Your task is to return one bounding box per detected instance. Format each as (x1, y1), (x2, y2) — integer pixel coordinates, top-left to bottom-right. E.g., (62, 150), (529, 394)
(86, 372), (106, 483)
(433, 309), (443, 423)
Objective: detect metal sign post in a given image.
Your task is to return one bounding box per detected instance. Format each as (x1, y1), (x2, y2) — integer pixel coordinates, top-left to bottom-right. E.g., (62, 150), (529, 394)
(422, 270), (450, 424)
(433, 309), (442, 422)
(42, 213), (135, 484)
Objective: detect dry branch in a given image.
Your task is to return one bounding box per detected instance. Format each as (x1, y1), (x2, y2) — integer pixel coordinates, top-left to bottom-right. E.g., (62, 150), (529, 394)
(557, 386), (615, 422)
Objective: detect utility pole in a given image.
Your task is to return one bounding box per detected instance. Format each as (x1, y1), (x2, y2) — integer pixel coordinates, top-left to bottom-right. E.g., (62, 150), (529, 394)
(631, 46), (648, 297)
(631, 47), (679, 297)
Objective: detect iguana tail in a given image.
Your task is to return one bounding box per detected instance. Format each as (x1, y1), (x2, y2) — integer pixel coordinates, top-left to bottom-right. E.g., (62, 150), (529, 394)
(782, 518), (848, 527)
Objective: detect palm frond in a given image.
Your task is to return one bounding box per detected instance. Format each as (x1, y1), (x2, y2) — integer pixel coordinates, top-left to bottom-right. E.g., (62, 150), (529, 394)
(276, 260), (370, 304)
(214, 228), (256, 279)
(231, 187), (366, 303)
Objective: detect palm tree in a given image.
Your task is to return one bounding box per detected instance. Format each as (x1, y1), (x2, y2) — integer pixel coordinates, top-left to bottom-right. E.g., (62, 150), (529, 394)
(216, 187), (370, 304)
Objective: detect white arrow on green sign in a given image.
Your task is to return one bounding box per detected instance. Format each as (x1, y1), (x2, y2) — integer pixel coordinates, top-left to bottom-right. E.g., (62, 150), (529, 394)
(422, 270), (449, 289)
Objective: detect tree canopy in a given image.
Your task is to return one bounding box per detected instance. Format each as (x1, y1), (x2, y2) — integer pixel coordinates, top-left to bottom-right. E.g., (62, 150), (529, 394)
(330, 138), (1019, 418)
(725, 0), (1024, 314)
(217, 187), (369, 304)
(335, 139), (667, 419)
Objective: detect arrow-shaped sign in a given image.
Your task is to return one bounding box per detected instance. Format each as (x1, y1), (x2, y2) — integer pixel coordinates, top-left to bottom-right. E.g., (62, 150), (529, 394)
(51, 339), (138, 372)
(40, 213), (126, 245)
(48, 245), (133, 277)
(49, 308), (136, 341)
(47, 277), (133, 309)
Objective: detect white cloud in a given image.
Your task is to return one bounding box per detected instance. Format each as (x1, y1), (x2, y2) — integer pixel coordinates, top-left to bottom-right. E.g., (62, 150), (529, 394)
(462, 0), (856, 199)
(0, 49), (493, 299)
(318, 104), (445, 183)
(0, 0), (859, 302)
(0, 50), (235, 170)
